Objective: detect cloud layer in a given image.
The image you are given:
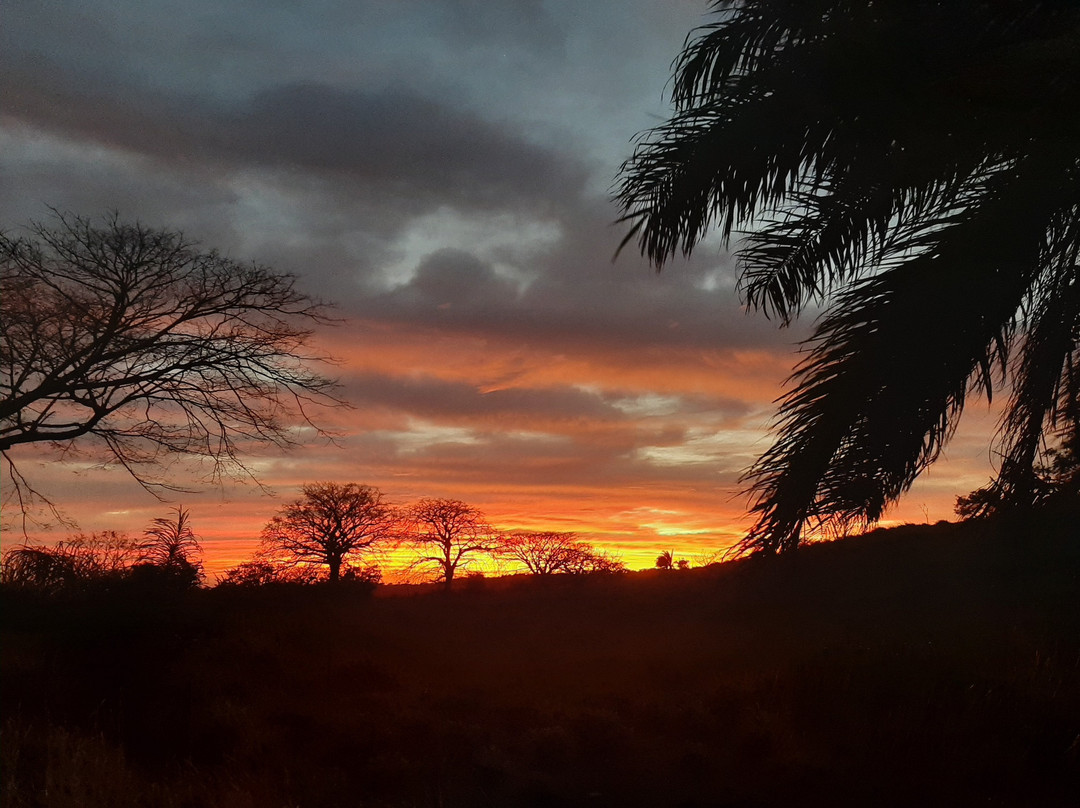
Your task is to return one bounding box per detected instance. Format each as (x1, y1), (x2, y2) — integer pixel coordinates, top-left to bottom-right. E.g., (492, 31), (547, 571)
(0, 0), (996, 574)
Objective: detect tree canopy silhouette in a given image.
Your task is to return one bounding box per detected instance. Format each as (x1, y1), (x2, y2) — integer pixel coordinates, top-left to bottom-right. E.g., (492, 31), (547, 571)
(260, 482), (392, 583)
(498, 531), (626, 576)
(402, 498), (498, 589)
(0, 211), (341, 512)
(616, 0), (1080, 553)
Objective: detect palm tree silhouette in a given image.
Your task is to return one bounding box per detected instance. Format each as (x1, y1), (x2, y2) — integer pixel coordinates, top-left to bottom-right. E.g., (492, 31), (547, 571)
(617, 0), (1080, 553)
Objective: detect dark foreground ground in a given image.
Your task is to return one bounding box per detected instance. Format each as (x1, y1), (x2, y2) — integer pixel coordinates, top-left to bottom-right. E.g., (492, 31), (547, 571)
(2, 515), (1079, 807)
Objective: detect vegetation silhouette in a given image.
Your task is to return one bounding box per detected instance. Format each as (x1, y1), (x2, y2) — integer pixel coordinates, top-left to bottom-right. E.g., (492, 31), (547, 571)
(2, 518), (1078, 807)
(957, 432), (1080, 519)
(0, 531), (138, 593)
(498, 530), (627, 576)
(133, 505), (203, 588)
(616, 0), (1080, 554)
(258, 482), (393, 583)
(0, 211), (342, 521)
(1, 508), (205, 593)
(654, 549), (690, 571)
(402, 498), (499, 590)
(216, 557), (325, 587)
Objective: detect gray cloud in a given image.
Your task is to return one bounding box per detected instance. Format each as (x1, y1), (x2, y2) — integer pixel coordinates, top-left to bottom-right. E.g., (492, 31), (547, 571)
(1, 64), (587, 211)
(343, 370), (620, 422)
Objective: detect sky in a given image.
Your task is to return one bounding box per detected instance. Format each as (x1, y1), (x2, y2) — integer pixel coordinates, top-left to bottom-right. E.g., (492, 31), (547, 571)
(0, 0), (1003, 577)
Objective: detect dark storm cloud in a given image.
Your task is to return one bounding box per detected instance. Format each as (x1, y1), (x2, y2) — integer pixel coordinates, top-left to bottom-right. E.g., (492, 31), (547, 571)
(232, 83), (587, 208)
(345, 426), (743, 492)
(341, 369), (753, 430)
(343, 371), (624, 423)
(0, 61), (586, 213)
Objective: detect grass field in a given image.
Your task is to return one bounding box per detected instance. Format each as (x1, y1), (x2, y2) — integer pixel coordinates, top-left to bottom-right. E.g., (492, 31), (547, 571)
(3, 515), (1079, 807)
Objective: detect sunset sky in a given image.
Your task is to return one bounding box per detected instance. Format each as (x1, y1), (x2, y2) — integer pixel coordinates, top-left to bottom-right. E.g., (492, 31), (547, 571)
(1, 0), (1003, 577)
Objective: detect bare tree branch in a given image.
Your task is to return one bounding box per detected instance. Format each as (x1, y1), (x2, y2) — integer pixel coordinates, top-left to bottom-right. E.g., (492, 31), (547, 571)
(1, 211), (347, 517)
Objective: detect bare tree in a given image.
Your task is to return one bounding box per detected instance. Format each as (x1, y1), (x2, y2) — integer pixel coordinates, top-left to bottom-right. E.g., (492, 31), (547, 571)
(0, 211), (341, 516)
(260, 482), (392, 583)
(403, 498), (498, 589)
(566, 549), (627, 575)
(499, 531), (580, 575)
(499, 531), (625, 576)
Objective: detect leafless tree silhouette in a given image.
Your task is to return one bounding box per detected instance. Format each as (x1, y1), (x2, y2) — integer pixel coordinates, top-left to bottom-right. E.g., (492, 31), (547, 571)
(403, 498), (498, 589)
(499, 531), (625, 576)
(260, 482), (392, 583)
(0, 211), (342, 519)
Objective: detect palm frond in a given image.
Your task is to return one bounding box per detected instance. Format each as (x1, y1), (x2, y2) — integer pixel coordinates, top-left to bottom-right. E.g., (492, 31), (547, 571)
(617, 0), (1080, 552)
(741, 159), (1065, 552)
(993, 196), (1080, 503)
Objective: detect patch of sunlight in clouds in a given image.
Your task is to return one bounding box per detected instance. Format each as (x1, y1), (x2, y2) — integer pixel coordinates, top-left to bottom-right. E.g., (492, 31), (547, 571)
(2, 127), (128, 172)
(229, 173), (311, 246)
(385, 420), (483, 454)
(609, 393), (684, 417)
(636, 428), (760, 467)
(376, 207), (562, 289)
(621, 506), (712, 538)
(504, 429), (571, 445)
(695, 268), (737, 293)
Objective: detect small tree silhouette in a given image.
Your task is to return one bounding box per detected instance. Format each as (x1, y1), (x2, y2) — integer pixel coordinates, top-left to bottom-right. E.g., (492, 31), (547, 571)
(135, 506), (204, 588)
(656, 550), (691, 571)
(498, 531), (628, 576)
(403, 499), (498, 590)
(260, 482), (392, 583)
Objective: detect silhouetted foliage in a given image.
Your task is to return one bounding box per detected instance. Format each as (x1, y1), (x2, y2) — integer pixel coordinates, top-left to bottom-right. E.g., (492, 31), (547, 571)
(957, 434), (1080, 518)
(654, 550), (690, 571)
(216, 558), (322, 587)
(617, 1), (1080, 554)
(4, 519), (1079, 807)
(498, 531), (624, 576)
(134, 506), (204, 588)
(402, 498), (498, 589)
(0, 524), (200, 593)
(563, 547), (627, 575)
(260, 482), (392, 583)
(1, 546), (81, 592)
(217, 555), (381, 587)
(0, 211), (342, 518)
(1, 532), (138, 591)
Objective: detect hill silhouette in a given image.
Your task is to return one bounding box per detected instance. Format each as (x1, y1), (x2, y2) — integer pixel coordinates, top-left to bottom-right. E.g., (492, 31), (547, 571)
(2, 515), (1078, 807)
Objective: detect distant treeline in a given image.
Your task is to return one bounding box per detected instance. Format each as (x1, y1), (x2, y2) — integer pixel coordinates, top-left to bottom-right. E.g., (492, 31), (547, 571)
(1, 483), (632, 594)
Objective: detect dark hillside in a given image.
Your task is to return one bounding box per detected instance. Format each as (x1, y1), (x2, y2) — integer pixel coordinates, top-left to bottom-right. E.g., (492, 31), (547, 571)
(3, 516), (1079, 807)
